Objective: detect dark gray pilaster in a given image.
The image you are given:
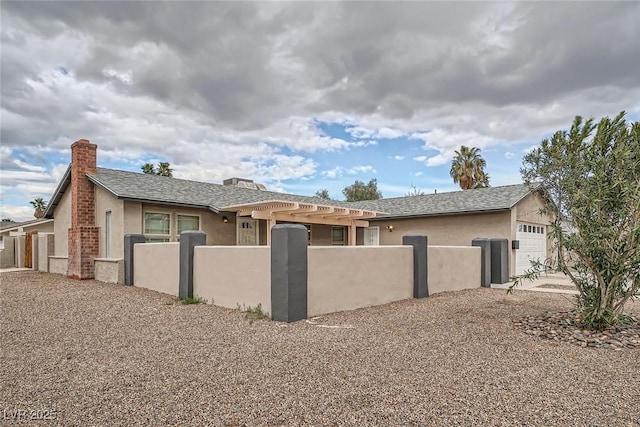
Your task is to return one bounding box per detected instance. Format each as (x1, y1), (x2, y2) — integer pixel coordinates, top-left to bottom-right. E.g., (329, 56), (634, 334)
(402, 234), (429, 298)
(490, 238), (509, 284)
(271, 224), (308, 322)
(472, 238), (492, 287)
(179, 231), (206, 299)
(124, 234), (145, 286)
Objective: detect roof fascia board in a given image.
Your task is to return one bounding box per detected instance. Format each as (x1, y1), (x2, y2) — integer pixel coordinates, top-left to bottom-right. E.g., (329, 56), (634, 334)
(509, 184), (539, 208)
(369, 207), (511, 220)
(43, 165), (71, 218)
(86, 174), (119, 198)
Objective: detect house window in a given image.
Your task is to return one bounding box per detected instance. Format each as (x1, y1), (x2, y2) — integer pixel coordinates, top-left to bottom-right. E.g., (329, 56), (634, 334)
(332, 226), (345, 245)
(144, 213), (170, 242)
(177, 215), (200, 235)
(105, 211), (111, 257)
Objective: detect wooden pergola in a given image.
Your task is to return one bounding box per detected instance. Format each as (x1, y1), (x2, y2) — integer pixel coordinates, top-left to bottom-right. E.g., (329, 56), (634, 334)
(221, 201), (382, 245)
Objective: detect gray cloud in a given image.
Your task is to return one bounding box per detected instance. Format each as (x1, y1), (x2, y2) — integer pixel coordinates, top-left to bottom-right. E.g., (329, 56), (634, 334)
(1, 1), (639, 220)
(3, 1), (638, 132)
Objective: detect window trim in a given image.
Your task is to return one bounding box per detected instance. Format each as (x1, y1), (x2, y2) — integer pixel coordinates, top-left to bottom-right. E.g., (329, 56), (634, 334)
(176, 214), (201, 237)
(331, 226), (345, 245)
(144, 212), (171, 242)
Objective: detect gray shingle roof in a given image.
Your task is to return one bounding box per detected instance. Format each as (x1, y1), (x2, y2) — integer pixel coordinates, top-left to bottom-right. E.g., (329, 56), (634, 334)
(45, 166), (534, 219)
(352, 184), (534, 218)
(87, 168), (357, 212)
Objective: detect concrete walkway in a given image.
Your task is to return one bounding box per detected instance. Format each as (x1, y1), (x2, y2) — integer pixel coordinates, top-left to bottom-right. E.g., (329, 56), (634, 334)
(0, 267), (32, 274)
(492, 272), (579, 295)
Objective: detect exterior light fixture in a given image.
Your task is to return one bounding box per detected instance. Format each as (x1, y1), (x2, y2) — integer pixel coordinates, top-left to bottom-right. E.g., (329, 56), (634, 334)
(222, 216), (228, 223)
(386, 225), (394, 232)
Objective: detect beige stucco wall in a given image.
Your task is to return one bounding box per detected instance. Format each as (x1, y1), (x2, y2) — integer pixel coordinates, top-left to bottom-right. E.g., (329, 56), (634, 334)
(53, 188), (71, 256)
(133, 243), (179, 296)
(95, 187), (124, 259)
(0, 237), (15, 268)
(193, 246), (271, 311)
(49, 257), (68, 275)
(94, 258), (124, 284)
(428, 246), (481, 294)
(37, 234), (54, 272)
(307, 246), (413, 317)
(123, 201), (143, 235)
(373, 211), (512, 247)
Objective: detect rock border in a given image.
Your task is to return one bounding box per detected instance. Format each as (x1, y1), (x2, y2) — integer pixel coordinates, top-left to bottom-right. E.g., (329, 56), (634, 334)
(513, 310), (640, 350)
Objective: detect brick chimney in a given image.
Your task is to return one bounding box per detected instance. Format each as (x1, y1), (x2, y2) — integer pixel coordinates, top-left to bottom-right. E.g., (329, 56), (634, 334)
(68, 139), (99, 280)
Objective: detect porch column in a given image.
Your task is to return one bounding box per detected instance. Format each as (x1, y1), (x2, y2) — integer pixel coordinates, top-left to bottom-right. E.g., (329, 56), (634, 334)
(266, 215), (275, 246)
(348, 222), (357, 246)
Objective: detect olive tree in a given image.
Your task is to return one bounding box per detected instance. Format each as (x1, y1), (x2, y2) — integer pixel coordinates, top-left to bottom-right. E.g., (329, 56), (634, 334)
(342, 179), (382, 202)
(512, 112), (639, 329)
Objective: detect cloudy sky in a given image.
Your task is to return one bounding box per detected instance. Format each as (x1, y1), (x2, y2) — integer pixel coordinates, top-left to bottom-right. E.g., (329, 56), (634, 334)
(2, 1), (639, 221)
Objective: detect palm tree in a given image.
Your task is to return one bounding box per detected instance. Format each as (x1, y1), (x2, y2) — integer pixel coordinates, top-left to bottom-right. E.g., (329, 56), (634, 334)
(141, 163), (156, 174)
(141, 162), (173, 177)
(157, 162), (173, 177)
(29, 198), (47, 218)
(449, 145), (490, 190)
(472, 169), (490, 189)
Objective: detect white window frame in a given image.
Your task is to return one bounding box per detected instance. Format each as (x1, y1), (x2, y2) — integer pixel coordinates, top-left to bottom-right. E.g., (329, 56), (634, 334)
(176, 214), (201, 240)
(144, 212), (171, 243)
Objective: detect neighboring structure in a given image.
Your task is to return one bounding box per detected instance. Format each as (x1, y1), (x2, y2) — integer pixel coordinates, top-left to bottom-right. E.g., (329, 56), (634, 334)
(0, 218), (54, 268)
(0, 218), (54, 243)
(42, 139), (551, 281)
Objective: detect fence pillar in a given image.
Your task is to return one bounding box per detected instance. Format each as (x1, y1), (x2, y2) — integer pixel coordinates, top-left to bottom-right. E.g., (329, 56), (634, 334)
(124, 234), (145, 286)
(38, 234), (54, 273)
(472, 238), (492, 287)
(0, 237), (15, 268)
(490, 238), (509, 284)
(179, 231), (206, 299)
(271, 224), (308, 322)
(402, 234), (429, 298)
(31, 234), (39, 271)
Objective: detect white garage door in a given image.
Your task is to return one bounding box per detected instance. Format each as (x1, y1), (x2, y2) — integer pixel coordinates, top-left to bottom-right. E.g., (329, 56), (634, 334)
(515, 222), (547, 275)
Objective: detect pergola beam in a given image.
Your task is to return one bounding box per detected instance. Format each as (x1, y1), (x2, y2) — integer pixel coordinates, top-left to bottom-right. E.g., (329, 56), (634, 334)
(251, 210), (369, 227)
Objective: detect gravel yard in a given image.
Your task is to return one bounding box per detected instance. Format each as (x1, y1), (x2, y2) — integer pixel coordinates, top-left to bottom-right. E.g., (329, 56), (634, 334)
(1, 271), (639, 426)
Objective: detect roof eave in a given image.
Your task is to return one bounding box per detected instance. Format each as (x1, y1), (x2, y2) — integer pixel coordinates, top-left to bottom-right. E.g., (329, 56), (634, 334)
(509, 182), (541, 208)
(43, 165), (71, 218)
(369, 207), (512, 220)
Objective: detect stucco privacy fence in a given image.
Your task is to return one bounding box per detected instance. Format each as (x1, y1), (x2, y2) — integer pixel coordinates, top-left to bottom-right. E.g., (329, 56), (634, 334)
(123, 225), (511, 322)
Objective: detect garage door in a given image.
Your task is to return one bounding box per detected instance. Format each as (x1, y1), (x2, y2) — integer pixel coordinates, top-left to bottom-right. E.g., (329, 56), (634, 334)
(515, 222), (547, 275)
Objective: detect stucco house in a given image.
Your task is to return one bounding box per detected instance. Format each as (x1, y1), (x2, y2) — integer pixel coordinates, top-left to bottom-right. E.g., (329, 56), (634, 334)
(42, 139), (550, 281)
